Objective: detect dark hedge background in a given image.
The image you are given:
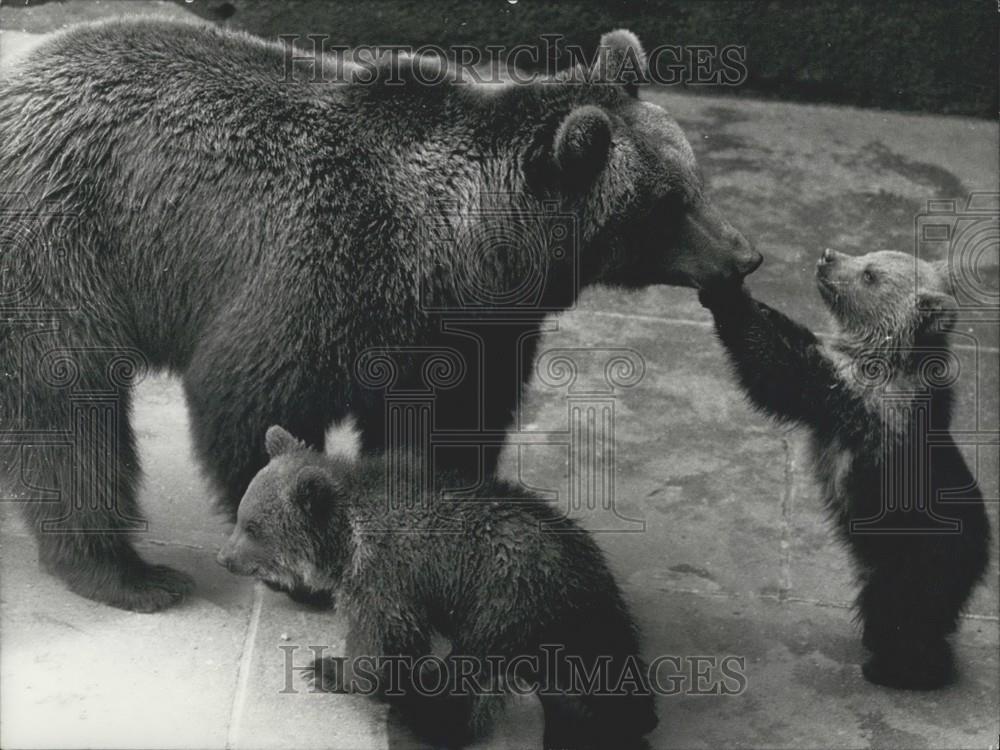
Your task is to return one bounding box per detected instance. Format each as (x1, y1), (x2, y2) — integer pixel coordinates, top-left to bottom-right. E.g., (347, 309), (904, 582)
(184, 0), (998, 118)
(5, 0), (998, 117)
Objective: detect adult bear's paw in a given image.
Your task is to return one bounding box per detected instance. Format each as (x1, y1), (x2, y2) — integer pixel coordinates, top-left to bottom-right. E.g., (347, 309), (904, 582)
(79, 562), (194, 613)
(42, 541), (195, 612)
(118, 563), (195, 612)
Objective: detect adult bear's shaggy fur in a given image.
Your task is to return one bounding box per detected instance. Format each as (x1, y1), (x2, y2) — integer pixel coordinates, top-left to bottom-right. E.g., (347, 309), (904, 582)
(0, 18), (758, 610)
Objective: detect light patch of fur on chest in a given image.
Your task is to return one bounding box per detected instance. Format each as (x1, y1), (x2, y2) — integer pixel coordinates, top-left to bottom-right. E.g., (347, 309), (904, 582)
(822, 338), (917, 428)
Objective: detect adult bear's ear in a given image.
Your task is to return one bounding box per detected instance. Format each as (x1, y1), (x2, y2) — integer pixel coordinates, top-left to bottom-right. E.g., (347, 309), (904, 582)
(265, 425), (302, 458)
(291, 465), (336, 518)
(929, 259), (955, 295)
(595, 29), (647, 97)
(553, 105), (612, 185)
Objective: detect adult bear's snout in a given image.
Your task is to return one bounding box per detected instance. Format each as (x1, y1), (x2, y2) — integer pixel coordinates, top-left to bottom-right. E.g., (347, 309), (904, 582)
(665, 199), (761, 288)
(714, 221), (762, 280)
(734, 241), (764, 277)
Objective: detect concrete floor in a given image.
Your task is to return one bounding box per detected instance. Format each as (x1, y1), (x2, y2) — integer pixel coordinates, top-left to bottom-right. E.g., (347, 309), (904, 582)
(1, 3), (998, 749)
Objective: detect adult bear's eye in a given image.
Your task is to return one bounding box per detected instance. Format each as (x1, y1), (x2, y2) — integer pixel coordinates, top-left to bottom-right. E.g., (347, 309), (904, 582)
(862, 269), (876, 284)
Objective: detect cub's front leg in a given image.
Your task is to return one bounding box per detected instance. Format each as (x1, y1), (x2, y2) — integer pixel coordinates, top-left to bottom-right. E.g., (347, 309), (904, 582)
(305, 626), (395, 696)
(306, 612), (431, 697)
(307, 654), (352, 694)
(700, 282), (834, 426)
(698, 281), (876, 444)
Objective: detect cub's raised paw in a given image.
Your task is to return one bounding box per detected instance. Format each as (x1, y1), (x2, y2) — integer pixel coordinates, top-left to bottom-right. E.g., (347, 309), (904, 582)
(305, 656), (349, 693)
(697, 279), (748, 311)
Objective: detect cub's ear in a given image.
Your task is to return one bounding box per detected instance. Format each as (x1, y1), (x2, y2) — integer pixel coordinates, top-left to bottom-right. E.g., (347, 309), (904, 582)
(291, 465), (336, 517)
(554, 105), (612, 185)
(596, 29), (647, 96)
(265, 425), (303, 458)
(917, 289), (958, 334)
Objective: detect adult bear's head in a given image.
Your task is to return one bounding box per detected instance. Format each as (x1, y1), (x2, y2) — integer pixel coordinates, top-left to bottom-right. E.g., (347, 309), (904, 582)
(521, 30), (761, 290)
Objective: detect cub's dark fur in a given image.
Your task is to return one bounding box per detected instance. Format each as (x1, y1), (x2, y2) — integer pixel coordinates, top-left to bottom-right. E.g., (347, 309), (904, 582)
(217, 426), (657, 748)
(700, 249), (990, 690)
(0, 18), (758, 611)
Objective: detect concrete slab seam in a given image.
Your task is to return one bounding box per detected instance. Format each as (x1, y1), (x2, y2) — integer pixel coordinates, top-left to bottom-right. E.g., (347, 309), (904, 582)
(225, 582), (265, 750)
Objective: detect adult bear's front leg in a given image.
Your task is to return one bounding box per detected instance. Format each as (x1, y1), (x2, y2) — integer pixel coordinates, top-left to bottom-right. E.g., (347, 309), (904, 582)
(182, 322), (336, 519)
(353, 320), (545, 482)
(4, 334), (193, 612)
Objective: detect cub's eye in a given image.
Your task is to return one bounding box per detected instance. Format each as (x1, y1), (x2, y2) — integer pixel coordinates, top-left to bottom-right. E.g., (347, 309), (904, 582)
(243, 521), (261, 539)
(862, 270), (876, 284)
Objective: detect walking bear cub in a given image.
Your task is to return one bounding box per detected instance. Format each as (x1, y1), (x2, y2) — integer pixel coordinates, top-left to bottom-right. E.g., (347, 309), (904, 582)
(699, 249), (990, 690)
(217, 426), (657, 748)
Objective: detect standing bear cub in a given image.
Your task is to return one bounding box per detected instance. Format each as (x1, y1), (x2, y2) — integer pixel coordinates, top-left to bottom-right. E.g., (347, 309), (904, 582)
(0, 18), (758, 611)
(218, 426), (658, 749)
(700, 249), (990, 689)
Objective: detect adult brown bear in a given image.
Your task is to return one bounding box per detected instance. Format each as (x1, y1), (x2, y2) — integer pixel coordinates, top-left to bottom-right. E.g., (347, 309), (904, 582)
(0, 19), (760, 611)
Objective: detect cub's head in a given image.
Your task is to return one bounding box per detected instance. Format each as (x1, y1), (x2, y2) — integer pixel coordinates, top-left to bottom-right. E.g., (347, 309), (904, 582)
(533, 30), (761, 289)
(217, 426), (346, 594)
(816, 248), (956, 347)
